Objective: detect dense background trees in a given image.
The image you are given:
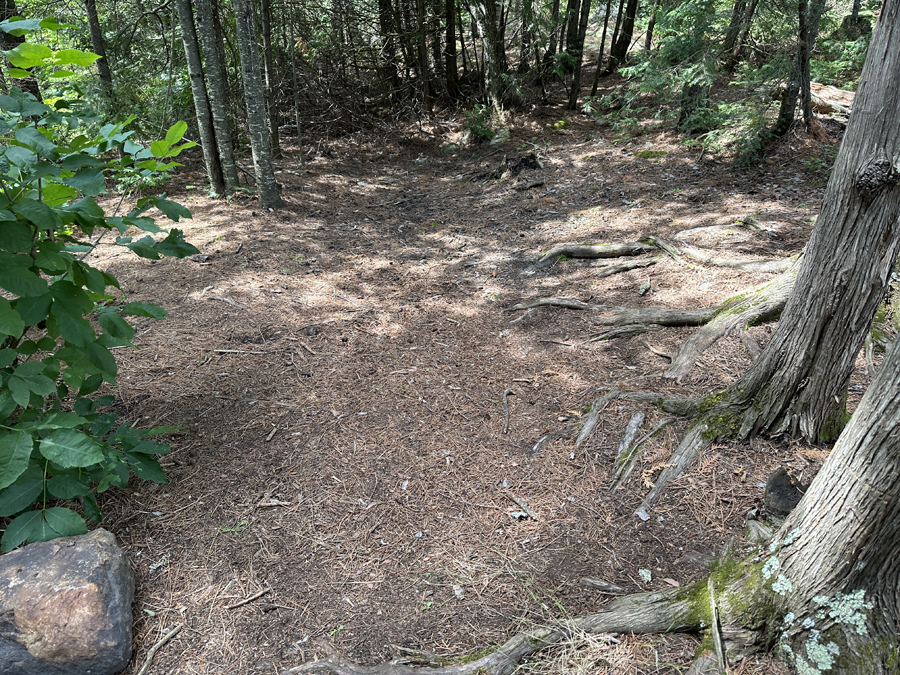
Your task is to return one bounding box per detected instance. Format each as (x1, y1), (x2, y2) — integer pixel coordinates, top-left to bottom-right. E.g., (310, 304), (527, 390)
(1, 0), (876, 200)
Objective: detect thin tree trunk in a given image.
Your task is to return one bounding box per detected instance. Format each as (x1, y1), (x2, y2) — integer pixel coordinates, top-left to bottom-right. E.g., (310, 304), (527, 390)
(799, 0), (826, 128)
(566, 0), (592, 110)
(233, 0), (284, 209)
(590, 0), (612, 96)
(259, 0), (281, 157)
(84, 0), (114, 105)
(175, 0), (227, 196)
(607, 0), (637, 70)
(445, 0), (459, 97)
(644, 0), (658, 50)
(194, 0), (240, 191)
(473, 0), (505, 109)
(416, 0), (432, 110)
(603, 0), (625, 72)
(721, 0), (747, 55)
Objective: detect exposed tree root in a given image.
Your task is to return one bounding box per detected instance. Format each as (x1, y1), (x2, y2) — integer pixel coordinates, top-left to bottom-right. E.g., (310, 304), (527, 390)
(533, 241), (654, 268)
(664, 256), (800, 383)
(508, 297), (717, 327)
(282, 585), (710, 675)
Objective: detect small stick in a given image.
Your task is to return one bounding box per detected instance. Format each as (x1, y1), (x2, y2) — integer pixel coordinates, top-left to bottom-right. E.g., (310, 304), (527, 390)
(226, 587), (271, 610)
(265, 426), (278, 442)
(501, 389), (515, 434)
(135, 623), (183, 675)
(509, 495), (538, 520)
(644, 342), (672, 361)
(299, 341), (317, 355)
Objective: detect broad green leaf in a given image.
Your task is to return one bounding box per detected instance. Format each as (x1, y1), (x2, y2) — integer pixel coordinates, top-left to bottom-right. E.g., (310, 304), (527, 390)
(53, 49), (100, 67)
(0, 461), (43, 517)
(48, 302), (95, 346)
(40, 18), (77, 31)
(154, 229), (200, 258)
(126, 452), (167, 483)
(120, 302), (167, 318)
(63, 168), (105, 196)
(39, 429), (103, 468)
(82, 492), (101, 522)
(85, 342), (116, 379)
(12, 198), (63, 230)
(7, 67), (30, 78)
(36, 337), (55, 350)
(163, 142), (196, 158)
(14, 127), (56, 158)
(13, 361), (45, 377)
(48, 69), (75, 79)
(98, 311), (134, 342)
(122, 235), (160, 260)
(60, 153), (107, 171)
(1, 509), (43, 551)
(15, 340), (37, 355)
(7, 376), (30, 407)
(129, 440), (170, 455)
(0, 18), (42, 35)
(3, 42), (53, 68)
(0, 348), (15, 367)
(152, 198), (191, 222)
(18, 411), (87, 430)
(77, 373), (103, 396)
(72, 261), (106, 293)
(0, 430), (33, 490)
(0, 221), (33, 253)
(0, 253), (48, 296)
(149, 140), (171, 157)
(49, 280), (93, 314)
(0, 297), (25, 337)
(47, 473), (92, 499)
(40, 182), (78, 207)
(0, 389), (17, 418)
(4, 145), (37, 170)
(35, 242), (72, 274)
(142, 426), (179, 438)
(98, 459), (129, 491)
(18, 372), (54, 395)
(20, 100), (50, 117)
(13, 293), (51, 325)
(41, 506), (88, 539)
(165, 121), (188, 145)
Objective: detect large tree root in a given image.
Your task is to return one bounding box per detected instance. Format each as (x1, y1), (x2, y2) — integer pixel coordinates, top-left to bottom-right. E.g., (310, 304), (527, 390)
(282, 585), (711, 675)
(664, 256), (801, 382)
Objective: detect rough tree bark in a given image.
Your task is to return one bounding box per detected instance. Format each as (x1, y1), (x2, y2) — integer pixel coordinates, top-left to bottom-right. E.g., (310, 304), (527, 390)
(175, 0), (227, 197)
(233, 0), (284, 209)
(194, 0), (240, 192)
(565, 0), (592, 110)
(722, 0), (900, 444)
(606, 0), (637, 72)
(84, 0), (114, 105)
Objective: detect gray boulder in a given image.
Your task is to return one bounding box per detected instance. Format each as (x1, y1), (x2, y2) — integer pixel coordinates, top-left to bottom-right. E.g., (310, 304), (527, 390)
(0, 528), (134, 675)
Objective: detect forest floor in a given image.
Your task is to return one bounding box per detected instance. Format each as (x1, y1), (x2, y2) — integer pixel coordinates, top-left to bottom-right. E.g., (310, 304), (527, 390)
(88, 82), (860, 675)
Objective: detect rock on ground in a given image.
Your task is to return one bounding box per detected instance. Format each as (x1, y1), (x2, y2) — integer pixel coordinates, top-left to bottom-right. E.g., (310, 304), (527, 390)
(0, 528), (134, 675)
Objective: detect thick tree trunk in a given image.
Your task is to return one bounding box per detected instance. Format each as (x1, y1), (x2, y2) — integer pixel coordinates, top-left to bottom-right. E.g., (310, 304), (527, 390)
(415, 0), (432, 110)
(84, 0), (114, 105)
(175, 0), (227, 197)
(565, 0), (592, 110)
(725, 0), (900, 443)
(194, 0), (240, 191)
(233, 0), (284, 209)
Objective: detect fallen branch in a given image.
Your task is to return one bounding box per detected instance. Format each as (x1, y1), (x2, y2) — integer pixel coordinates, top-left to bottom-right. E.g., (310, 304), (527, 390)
(226, 587), (271, 610)
(509, 297), (717, 327)
(575, 390), (619, 446)
(610, 417), (674, 491)
(501, 389), (515, 434)
(135, 623), (184, 675)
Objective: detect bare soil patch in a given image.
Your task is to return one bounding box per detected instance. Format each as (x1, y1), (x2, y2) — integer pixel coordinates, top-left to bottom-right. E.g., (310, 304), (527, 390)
(88, 97), (851, 674)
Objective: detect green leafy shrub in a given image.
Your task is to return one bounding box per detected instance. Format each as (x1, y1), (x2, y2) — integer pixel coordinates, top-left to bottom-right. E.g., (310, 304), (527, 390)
(464, 104), (495, 143)
(0, 17), (199, 551)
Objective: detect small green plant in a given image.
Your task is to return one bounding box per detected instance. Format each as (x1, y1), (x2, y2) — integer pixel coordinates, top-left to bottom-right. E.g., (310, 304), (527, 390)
(464, 104), (495, 143)
(218, 519), (248, 533)
(0, 18), (199, 551)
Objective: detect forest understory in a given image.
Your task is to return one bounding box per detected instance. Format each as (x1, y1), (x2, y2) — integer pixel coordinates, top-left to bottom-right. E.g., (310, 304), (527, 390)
(90, 88), (866, 675)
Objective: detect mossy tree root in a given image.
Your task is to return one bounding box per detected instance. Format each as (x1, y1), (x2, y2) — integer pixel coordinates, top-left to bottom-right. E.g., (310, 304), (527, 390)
(664, 256), (801, 383)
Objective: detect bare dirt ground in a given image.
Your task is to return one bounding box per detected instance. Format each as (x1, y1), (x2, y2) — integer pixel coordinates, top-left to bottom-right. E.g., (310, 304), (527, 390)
(87, 86), (856, 675)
